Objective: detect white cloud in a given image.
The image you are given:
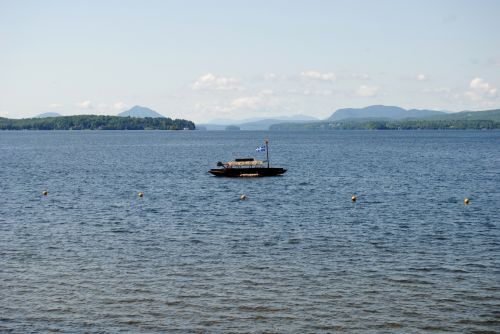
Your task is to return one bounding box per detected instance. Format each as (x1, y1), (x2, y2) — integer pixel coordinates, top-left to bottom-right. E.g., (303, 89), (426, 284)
(465, 77), (498, 101)
(195, 90), (278, 117)
(300, 70), (336, 82)
(230, 90), (275, 109)
(357, 85), (380, 97)
(112, 102), (128, 110)
(48, 103), (63, 108)
(230, 96), (262, 109)
(75, 100), (93, 109)
(0, 110), (8, 117)
(470, 77), (497, 96)
(264, 73), (278, 80)
(416, 74), (427, 81)
(192, 73), (241, 91)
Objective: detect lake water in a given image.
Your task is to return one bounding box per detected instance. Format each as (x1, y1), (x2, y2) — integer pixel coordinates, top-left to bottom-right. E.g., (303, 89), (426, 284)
(0, 130), (499, 333)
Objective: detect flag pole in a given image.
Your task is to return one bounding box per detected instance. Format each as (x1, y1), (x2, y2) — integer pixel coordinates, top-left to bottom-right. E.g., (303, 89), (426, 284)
(265, 139), (269, 168)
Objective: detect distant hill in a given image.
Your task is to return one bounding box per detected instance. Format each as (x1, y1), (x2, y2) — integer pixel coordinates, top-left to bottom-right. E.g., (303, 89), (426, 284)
(237, 118), (317, 130)
(118, 105), (165, 118)
(200, 115), (319, 130)
(271, 107), (500, 131)
(35, 112), (62, 118)
(208, 114), (318, 125)
(328, 105), (447, 120)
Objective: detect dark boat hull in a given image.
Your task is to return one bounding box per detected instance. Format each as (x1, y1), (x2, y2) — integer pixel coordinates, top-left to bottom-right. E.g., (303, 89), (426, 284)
(209, 167), (287, 177)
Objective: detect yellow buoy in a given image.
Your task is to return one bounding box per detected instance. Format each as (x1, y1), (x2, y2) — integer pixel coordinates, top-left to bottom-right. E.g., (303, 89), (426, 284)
(351, 195), (357, 202)
(42, 190), (48, 196)
(138, 192), (144, 198)
(240, 194), (247, 200)
(464, 198), (470, 205)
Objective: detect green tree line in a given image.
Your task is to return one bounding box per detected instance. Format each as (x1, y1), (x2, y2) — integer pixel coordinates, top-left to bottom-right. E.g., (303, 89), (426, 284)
(270, 119), (500, 130)
(0, 115), (196, 130)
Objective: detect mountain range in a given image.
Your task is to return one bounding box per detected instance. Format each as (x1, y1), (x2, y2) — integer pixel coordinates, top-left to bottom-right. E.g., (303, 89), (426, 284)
(325, 105), (500, 122)
(271, 107), (500, 130)
(198, 115), (319, 130)
(29, 104), (500, 130)
(199, 106), (450, 130)
(328, 105), (446, 120)
(201, 105), (500, 130)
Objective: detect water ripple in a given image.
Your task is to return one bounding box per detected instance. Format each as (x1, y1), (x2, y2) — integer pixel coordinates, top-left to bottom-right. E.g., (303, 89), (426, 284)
(0, 130), (499, 333)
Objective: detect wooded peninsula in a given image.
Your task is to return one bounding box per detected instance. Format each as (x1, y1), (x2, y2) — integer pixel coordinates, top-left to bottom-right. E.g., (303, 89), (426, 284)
(0, 115), (196, 130)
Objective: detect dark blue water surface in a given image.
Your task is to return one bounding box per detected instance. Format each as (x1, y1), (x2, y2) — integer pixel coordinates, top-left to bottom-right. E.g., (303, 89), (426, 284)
(0, 130), (499, 333)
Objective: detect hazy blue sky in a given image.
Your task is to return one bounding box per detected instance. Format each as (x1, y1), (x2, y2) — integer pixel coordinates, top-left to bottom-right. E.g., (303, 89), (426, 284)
(1, 0), (499, 121)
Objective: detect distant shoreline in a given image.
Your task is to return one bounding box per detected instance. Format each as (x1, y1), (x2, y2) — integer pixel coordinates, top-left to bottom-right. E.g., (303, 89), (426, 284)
(2, 128), (498, 131)
(270, 119), (500, 131)
(0, 115), (196, 131)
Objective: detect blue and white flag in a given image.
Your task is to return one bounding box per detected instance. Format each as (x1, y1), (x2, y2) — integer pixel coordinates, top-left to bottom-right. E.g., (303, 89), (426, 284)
(256, 146), (266, 152)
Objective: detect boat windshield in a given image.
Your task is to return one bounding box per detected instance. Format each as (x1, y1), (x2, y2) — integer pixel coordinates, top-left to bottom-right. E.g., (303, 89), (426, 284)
(226, 160), (264, 167)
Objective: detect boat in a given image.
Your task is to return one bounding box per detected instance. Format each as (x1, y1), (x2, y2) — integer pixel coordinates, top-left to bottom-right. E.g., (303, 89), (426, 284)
(209, 140), (287, 177)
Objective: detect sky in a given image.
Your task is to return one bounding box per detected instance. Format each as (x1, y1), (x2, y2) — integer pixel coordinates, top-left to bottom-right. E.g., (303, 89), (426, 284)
(1, 0), (499, 122)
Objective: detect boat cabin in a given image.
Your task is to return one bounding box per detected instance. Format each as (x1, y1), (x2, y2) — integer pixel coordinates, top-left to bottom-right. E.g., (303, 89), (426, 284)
(218, 158), (265, 168)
